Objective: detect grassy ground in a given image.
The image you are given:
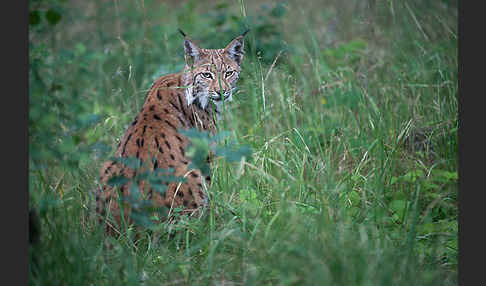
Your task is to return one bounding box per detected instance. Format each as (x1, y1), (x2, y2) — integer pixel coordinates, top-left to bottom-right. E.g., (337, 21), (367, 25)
(29, 0), (458, 285)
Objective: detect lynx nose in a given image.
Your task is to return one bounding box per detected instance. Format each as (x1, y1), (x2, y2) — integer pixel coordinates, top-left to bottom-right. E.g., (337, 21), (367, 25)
(214, 90), (227, 101)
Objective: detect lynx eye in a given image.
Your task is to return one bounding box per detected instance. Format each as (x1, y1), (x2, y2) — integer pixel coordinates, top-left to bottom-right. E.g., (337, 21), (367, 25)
(225, 70), (234, 77)
(202, 72), (213, 79)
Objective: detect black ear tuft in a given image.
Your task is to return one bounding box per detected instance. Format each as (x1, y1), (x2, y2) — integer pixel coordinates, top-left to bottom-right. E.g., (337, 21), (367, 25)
(178, 28), (186, 37)
(241, 29), (250, 37)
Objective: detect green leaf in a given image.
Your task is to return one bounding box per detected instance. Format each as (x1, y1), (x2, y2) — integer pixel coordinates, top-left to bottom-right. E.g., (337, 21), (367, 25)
(215, 2), (229, 10)
(149, 183), (167, 196)
(422, 181), (440, 191)
(107, 176), (129, 187)
(75, 43), (86, 55)
(131, 210), (154, 228)
(349, 206), (360, 217)
(186, 143), (211, 177)
(389, 200), (408, 222)
(78, 113), (101, 128)
(179, 128), (211, 141)
(126, 184), (142, 209)
(434, 170), (458, 181)
(348, 190), (361, 206)
(270, 3), (287, 18)
(214, 143), (252, 163)
(402, 169), (423, 183)
(178, 128), (252, 178)
(240, 188), (262, 215)
(210, 130), (232, 143)
(29, 10), (41, 26)
(45, 9), (62, 26)
(110, 156), (142, 170)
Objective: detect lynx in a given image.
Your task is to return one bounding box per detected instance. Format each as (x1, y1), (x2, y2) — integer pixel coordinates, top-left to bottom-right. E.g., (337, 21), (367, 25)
(95, 29), (248, 235)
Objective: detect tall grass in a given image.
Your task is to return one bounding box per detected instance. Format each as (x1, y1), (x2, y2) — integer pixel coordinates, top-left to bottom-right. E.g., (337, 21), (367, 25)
(29, 0), (457, 285)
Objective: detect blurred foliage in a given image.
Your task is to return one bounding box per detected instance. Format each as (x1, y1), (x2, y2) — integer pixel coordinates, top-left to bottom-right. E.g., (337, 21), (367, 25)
(29, 0), (66, 28)
(322, 39), (367, 69)
(181, 128), (252, 176)
(182, 1), (290, 64)
(104, 128), (251, 230)
(29, 0), (104, 170)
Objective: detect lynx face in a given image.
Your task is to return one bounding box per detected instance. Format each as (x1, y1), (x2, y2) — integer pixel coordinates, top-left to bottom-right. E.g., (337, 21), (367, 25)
(181, 34), (246, 118)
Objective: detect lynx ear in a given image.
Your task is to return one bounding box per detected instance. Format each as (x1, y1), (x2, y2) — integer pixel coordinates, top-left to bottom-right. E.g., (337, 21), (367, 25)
(224, 29), (249, 65)
(179, 29), (202, 66)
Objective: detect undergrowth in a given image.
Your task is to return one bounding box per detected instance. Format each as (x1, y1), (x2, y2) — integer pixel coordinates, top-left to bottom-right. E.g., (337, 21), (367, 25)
(29, 0), (458, 285)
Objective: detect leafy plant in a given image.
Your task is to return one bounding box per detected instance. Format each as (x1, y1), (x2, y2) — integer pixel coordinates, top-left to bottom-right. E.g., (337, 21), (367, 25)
(103, 128), (251, 230)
